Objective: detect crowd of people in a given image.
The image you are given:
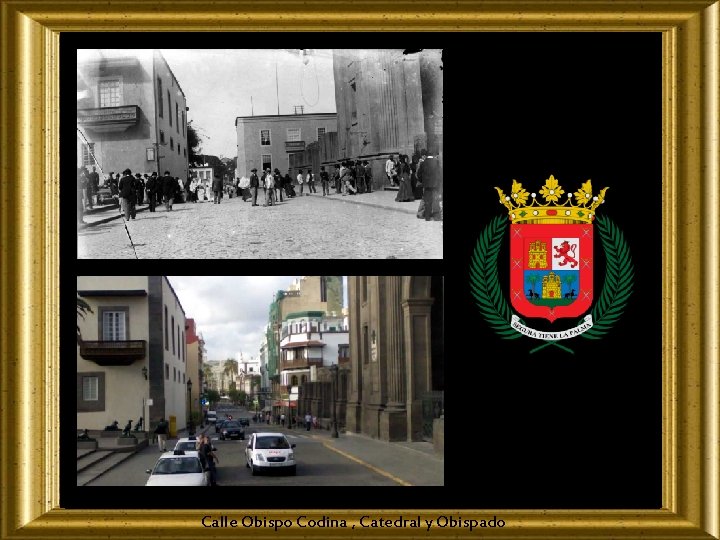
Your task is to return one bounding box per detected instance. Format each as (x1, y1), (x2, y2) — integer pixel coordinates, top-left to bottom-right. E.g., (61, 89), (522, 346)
(76, 148), (442, 224)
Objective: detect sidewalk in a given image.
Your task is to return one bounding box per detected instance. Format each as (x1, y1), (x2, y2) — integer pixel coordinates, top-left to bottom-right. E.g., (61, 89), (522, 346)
(314, 189), (422, 216)
(285, 425), (444, 486)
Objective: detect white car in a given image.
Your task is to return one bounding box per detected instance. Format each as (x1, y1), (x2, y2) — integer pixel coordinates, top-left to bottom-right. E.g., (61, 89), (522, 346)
(174, 437), (202, 454)
(145, 451), (208, 486)
(206, 411), (217, 424)
(245, 432), (296, 476)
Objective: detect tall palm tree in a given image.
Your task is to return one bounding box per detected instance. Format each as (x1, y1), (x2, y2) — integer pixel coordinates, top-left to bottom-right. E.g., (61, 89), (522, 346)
(526, 273), (539, 297)
(223, 359), (238, 394)
(562, 273), (577, 297)
(77, 295), (93, 344)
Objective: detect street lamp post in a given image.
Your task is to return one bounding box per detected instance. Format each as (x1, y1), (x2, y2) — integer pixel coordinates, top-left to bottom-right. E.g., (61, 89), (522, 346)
(329, 364), (339, 438)
(186, 379), (194, 435)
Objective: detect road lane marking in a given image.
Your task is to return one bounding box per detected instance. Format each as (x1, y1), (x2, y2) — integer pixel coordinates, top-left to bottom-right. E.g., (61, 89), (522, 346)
(321, 442), (412, 486)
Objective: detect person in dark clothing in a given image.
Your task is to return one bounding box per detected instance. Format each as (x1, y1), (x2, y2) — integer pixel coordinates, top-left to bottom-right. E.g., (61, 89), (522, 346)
(161, 171), (175, 211)
(145, 172), (158, 212)
(273, 169), (284, 202)
(249, 168), (260, 206)
(118, 169), (137, 220)
(320, 166), (330, 196)
(417, 149), (443, 221)
(332, 164), (341, 194)
(212, 175), (223, 204)
(88, 166), (100, 207)
(284, 172), (294, 197)
(364, 161), (373, 193)
(201, 435), (219, 486)
(134, 173), (145, 205)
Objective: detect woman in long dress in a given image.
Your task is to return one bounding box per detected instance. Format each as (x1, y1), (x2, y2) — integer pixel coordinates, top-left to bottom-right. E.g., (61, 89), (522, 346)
(395, 155), (415, 202)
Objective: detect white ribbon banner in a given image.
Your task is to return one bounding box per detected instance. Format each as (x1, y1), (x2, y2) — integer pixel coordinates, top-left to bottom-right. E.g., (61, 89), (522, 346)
(511, 314), (593, 340)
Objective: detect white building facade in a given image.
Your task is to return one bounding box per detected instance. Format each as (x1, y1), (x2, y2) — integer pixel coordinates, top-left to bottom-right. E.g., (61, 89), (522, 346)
(77, 276), (189, 433)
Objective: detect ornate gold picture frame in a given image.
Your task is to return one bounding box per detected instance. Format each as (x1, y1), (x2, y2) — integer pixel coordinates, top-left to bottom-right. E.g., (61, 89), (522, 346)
(1, 1), (718, 538)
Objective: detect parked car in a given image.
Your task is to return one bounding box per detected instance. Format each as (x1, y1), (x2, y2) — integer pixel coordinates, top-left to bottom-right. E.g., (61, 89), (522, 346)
(238, 417), (250, 427)
(173, 437), (201, 454)
(145, 450), (208, 486)
(245, 432), (296, 476)
(214, 419), (228, 433)
(219, 420), (245, 441)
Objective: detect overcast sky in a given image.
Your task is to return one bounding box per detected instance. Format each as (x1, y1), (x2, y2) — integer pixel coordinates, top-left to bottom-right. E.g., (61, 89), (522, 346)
(161, 49), (336, 158)
(167, 276), (347, 361)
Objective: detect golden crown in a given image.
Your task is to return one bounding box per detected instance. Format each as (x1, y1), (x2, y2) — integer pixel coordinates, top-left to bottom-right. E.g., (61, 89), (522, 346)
(496, 175), (608, 224)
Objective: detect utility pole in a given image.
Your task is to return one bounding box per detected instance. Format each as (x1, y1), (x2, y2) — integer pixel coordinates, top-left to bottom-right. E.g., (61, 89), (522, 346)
(275, 61), (280, 115)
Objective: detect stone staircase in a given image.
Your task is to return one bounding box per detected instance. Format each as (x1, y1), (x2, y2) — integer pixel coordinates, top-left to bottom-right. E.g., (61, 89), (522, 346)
(76, 432), (150, 486)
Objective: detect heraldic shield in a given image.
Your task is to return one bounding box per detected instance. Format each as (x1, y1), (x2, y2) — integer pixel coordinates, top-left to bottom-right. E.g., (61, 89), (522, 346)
(510, 223), (593, 321)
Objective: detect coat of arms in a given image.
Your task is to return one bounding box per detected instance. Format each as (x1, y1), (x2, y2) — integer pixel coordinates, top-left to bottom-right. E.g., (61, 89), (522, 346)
(471, 175), (634, 354)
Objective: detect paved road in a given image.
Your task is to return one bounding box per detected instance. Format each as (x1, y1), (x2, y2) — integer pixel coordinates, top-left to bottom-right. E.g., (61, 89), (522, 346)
(87, 427), (400, 486)
(77, 192), (443, 259)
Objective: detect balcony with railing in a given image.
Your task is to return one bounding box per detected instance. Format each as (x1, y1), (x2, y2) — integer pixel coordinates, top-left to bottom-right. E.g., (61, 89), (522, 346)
(77, 105), (141, 133)
(78, 340), (147, 366)
(280, 357), (323, 370)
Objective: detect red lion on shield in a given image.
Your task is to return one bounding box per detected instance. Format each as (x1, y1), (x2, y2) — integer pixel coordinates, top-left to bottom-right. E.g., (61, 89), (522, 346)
(553, 241), (578, 268)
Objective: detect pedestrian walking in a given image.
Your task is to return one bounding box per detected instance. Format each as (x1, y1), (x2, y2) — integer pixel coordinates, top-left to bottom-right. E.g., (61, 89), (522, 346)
(284, 171), (295, 198)
(212, 175), (223, 204)
(320, 166), (329, 196)
(77, 168), (87, 224)
(264, 168), (275, 206)
(154, 417), (169, 452)
(133, 173), (145, 206)
(161, 171), (175, 211)
(201, 434), (219, 486)
(273, 168), (284, 202)
(297, 169), (304, 196)
(249, 168), (259, 206)
(386, 154), (397, 187)
(332, 164), (341, 194)
(395, 155), (414, 202)
(145, 172), (158, 211)
(118, 169), (137, 220)
(304, 413), (312, 431)
(364, 160), (373, 193)
(306, 169), (316, 193)
(88, 166), (100, 207)
(417, 148), (443, 221)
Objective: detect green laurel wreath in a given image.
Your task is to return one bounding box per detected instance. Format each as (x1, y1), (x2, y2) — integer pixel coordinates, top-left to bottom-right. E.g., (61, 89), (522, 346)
(580, 214), (634, 339)
(469, 214), (634, 343)
(469, 215), (523, 339)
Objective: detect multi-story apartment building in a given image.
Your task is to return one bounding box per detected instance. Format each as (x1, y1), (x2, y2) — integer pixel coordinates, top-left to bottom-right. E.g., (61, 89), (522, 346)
(77, 49), (190, 181)
(77, 276), (189, 433)
(185, 318), (204, 422)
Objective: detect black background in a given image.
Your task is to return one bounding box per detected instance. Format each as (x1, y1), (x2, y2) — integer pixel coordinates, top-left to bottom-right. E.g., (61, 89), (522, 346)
(62, 33), (661, 509)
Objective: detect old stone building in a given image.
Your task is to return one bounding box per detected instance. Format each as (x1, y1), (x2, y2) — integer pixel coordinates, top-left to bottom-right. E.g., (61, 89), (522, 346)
(345, 276), (444, 442)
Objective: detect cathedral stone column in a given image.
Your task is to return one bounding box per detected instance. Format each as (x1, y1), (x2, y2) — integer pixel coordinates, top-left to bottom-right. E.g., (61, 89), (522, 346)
(345, 277), (363, 433)
(380, 276), (407, 441)
(403, 297), (433, 441)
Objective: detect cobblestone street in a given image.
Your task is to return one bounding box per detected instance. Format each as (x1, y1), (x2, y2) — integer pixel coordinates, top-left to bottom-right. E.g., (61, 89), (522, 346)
(77, 191), (443, 259)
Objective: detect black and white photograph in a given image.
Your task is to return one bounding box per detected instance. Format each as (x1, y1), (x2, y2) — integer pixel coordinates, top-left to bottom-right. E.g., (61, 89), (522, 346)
(75, 276), (444, 489)
(75, 49), (443, 259)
